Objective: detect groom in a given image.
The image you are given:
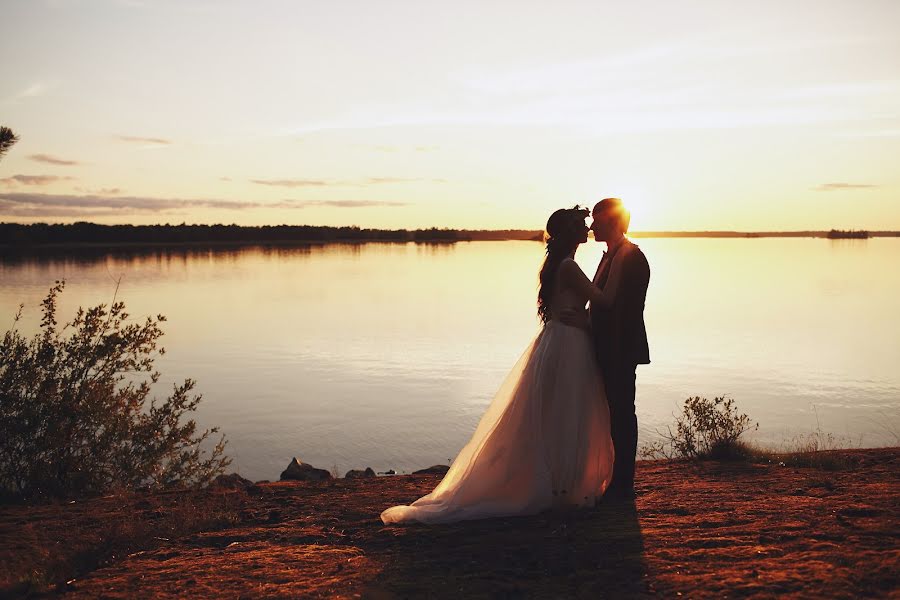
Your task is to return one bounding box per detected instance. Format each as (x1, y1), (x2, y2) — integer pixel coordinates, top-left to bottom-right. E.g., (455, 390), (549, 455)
(588, 198), (650, 500)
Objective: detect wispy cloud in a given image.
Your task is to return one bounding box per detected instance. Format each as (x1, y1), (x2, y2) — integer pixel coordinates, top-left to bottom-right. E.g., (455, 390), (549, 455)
(28, 154), (81, 166)
(0, 192), (407, 217)
(278, 199), (408, 208)
(18, 83), (47, 98)
(813, 182), (879, 191)
(252, 177), (445, 187)
(285, 32), (899, 138)
(364, 177), (446, 184)
(0, 203), (114, 218)
(0, 205), (103, 219)
(367, 145), (438, 153)
(836, 129), (900, 138)
(115, 135), (172, 145)
(1, 174), (76, 186)
(250, 179), (329, 187)
(2, 82), (49, 104)
(75, 186), (124, 195)
(287, 102), (861, 137)
(776, 80), (900, 101)
(2, 81), (60, 106)
(0, 192), (257, 212)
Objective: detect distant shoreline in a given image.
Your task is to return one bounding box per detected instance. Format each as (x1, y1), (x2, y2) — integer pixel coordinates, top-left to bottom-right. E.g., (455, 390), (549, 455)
(1, 221), (898, 252)
(630, 230), (899, 238)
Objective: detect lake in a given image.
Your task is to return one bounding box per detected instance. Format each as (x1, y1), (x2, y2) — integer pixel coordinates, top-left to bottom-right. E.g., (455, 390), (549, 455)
(2, 238), (898, 480)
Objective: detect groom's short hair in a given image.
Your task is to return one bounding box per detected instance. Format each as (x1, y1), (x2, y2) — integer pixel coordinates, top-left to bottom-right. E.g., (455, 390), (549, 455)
(593, 197), (631, 233)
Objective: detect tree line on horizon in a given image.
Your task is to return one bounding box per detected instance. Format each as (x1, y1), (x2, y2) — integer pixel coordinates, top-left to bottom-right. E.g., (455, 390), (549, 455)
(0, 222), (552, 247)
(3, 223), (897, 248)
(0, 222), (479, 246)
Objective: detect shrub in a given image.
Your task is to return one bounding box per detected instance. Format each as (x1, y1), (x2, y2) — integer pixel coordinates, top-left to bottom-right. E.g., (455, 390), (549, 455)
(0, 281), (229, 498)
(641, 395), (758, 460)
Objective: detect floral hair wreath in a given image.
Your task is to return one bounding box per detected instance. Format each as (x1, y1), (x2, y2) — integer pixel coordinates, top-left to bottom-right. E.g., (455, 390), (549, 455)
(544, 205), (590, 243)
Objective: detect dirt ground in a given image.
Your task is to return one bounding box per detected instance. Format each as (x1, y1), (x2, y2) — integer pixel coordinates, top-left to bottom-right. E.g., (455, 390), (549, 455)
(2, 448), (897, 598)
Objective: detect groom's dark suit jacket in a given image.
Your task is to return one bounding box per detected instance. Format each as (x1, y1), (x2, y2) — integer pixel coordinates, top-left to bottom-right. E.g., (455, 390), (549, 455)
(591, 240), (650, 369)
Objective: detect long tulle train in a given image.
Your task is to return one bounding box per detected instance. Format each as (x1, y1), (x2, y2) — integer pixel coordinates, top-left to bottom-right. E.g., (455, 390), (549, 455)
(381, 322), (613, 525)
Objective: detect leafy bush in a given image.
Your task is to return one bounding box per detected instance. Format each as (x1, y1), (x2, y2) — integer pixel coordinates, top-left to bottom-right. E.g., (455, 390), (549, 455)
(0, 281), (229, 498)
(641, 396), (758, 460)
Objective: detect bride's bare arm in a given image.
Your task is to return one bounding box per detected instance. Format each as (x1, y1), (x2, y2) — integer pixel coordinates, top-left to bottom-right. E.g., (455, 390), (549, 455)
(559, 252), (628, 309)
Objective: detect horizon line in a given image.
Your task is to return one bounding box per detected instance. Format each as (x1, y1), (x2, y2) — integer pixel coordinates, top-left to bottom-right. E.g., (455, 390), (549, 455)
(0, 222), (896, 234)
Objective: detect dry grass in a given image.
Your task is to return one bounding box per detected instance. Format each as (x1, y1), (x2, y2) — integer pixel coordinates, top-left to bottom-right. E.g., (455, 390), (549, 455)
(748, 425), (863, 471)
(1, 449), (896, 598)
(2, 449), (897, 598)
(0, 486), (248, 597)
(642, 417), (865, 472)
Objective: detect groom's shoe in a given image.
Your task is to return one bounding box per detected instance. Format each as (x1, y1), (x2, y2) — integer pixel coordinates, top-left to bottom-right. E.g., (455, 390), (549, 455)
(602, 486), (636, 503)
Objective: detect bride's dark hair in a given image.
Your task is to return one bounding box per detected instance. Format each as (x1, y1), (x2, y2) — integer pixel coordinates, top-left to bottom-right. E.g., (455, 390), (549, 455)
(537, 206), (589, 324)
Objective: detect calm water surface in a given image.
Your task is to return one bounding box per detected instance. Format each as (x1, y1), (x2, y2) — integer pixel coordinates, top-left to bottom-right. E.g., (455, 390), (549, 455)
(2, 239), (898, 480)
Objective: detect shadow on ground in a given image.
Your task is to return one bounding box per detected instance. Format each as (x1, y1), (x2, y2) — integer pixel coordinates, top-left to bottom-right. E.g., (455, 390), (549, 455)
(366, 502), (650, 598)
(5, 449), (898, 598)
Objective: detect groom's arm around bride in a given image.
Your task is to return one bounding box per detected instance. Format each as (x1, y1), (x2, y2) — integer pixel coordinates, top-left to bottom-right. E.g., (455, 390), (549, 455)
(592, 243), (650, 370)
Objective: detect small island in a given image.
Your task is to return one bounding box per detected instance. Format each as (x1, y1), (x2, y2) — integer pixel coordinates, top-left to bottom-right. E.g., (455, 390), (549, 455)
(826, 229), (871, 239)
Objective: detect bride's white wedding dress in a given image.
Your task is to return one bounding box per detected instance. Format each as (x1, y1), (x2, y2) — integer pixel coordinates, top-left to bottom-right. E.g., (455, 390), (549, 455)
(381, 257), (615, 525)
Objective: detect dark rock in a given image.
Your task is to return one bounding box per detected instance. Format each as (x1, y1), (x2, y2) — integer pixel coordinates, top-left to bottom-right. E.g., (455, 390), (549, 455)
(378, 469), (396, 475)
(413, 464), (451, 475)
(210, 473), (254, 489)
(345, 467), (376, 479)
(280, 457), (332, 482)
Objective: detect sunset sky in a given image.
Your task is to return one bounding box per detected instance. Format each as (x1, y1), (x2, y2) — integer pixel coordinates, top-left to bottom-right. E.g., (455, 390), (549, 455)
(2, 0), (899, 230)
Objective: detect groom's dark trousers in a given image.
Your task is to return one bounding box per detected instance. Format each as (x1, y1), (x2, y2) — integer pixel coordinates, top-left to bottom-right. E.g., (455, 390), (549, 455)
(603, 365), (638, 493)
(592, 242), (650, 495)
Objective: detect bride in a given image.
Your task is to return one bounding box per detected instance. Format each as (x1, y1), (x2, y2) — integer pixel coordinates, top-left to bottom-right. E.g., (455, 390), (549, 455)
(381, 206), (628, 525)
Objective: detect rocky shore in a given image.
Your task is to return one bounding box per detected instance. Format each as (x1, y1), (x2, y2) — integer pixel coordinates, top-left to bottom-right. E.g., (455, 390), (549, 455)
(1, 448), (897, 598)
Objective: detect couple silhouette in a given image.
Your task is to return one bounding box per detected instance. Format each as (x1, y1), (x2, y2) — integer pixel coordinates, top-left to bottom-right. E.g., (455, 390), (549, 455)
(382, 198), (650, 525)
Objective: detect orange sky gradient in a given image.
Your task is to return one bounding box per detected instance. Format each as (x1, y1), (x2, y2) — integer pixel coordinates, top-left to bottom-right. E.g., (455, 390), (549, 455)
(1, 0), (899, 231)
